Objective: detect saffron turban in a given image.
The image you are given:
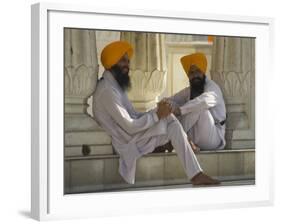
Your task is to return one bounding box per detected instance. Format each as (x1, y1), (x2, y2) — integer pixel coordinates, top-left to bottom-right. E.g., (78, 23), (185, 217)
(101, 41), (133, 69)
(180, 53), (207, 75)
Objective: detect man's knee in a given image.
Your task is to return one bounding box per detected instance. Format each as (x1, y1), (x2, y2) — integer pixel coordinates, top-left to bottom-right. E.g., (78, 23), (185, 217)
(182, 108), (211, 122)
(199, 108), (211, 117)
(197, 109), (214, 125)
(167, 115), (185, 135)
(178, 109), (212, 133)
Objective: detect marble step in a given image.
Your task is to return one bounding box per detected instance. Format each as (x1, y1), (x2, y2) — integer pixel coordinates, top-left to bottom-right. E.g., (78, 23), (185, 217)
(65, 131), (111, 146)
(65, 145), (113, 157)
(86, 178), (256, 193)
(64, 149), (255, 194)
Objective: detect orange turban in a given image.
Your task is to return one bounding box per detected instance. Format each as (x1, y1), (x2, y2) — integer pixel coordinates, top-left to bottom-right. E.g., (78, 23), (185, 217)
(180, 53), (207, 75)
(101, 41), (133, 69)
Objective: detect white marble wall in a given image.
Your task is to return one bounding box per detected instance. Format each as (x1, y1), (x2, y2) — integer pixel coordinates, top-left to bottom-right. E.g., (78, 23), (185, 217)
(87, 31), (120, 117)
(121, 32), (167, 112)
(211, 37), (255, 149)
(165, 34), (208, 42)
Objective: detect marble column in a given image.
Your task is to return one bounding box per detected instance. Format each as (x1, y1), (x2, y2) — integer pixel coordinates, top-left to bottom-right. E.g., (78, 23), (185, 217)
(64, 28), (112, 157)
(121, 32), (167, 112)
(210, 36), (255, 149)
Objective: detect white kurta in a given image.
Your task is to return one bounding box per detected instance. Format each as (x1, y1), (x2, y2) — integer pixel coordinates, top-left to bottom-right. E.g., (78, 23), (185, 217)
(168, 77), (226, 150)
(92, 70), (202, 184)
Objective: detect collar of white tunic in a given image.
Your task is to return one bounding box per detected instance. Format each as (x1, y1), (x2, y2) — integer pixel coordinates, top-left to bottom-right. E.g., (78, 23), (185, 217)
(102, 70), (124, 94)
(205, 76), (210, 84)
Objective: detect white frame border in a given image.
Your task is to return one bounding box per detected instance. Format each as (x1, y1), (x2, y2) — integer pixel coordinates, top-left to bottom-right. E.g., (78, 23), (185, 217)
(31, 2), (275, 221)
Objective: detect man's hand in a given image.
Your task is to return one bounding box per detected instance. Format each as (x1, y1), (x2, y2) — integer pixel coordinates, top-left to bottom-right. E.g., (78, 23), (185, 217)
(156, 99), (172, 120)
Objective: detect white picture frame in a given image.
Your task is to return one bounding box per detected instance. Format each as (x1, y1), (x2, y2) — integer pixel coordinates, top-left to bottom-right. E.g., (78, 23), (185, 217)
(31, 2), (275, 221)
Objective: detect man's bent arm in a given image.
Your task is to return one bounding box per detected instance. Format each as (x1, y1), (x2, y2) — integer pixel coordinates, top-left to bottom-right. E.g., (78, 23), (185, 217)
(166, 87), (190, 108)
(101, 90), (159, 135)
(179, 91), (218, 115)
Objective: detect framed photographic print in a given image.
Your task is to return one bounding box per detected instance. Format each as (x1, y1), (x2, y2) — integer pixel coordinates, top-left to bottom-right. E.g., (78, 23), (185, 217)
(31, 2), (274, 221)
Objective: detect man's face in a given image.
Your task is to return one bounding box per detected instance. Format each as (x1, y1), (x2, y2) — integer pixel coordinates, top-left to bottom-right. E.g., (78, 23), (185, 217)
(110, 53), (131, 91)
(187, 64), (205, 83)
(116, 53), (130, 74)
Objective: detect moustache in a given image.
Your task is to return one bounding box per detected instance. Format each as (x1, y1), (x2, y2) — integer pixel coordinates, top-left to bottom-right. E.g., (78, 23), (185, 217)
(191, 77), (203, 83)
(122, 66), (129, 72)
(122, 65), (129, 70)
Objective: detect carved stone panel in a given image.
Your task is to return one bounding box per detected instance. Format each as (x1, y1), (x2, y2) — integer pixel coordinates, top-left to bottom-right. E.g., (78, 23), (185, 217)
(121, 32), (167, 111)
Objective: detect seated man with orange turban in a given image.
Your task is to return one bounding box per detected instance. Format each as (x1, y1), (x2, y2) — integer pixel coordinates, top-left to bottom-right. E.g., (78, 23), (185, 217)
(93, 41), (220, 185)
(166, 53), (226, 152)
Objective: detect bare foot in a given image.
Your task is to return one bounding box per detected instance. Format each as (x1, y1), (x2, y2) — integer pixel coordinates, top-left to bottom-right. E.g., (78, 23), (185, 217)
(191, 172), (220, 185)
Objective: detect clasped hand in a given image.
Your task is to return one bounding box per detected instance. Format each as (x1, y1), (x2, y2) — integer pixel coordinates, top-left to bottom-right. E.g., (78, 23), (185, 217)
(156, 99), (172, 119)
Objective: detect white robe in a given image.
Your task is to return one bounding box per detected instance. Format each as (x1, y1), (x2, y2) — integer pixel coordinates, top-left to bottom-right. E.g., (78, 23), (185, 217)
(93, 70), (202, 184)
(168, 77), (226, 150)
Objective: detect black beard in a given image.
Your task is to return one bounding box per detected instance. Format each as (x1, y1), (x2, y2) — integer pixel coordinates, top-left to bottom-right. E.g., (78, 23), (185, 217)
(110, 64), (131, 91)
(189, 75), (206, 100)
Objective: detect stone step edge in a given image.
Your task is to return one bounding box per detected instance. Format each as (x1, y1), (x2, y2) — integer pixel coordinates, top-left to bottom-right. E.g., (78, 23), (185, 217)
(65, 175), (255, 194)
(65, 148), (255, 161)
(106, 179), (256, 192)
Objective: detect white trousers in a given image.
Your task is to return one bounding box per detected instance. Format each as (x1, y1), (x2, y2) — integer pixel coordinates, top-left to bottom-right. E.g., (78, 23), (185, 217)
(180, 109), (221, 150)
(153, 115), (203, 179)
